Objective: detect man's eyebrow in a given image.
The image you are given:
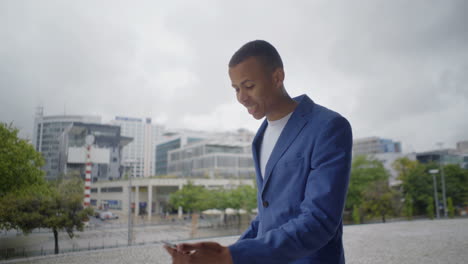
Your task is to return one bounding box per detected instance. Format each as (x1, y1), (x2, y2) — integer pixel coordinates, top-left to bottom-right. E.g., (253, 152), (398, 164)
(241, 79), (253, 85)
(232, 79), (253, 88)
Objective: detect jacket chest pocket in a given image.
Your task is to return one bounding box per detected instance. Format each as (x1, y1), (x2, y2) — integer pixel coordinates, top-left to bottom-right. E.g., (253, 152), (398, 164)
(282, 157), (304, 168)
(270, 157), (306, 192)
(275, 157), (307, 206)
(277, 156), (305, 175)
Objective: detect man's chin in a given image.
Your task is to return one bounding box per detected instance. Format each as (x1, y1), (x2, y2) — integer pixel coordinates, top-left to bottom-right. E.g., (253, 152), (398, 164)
(252, 113), (265, 120)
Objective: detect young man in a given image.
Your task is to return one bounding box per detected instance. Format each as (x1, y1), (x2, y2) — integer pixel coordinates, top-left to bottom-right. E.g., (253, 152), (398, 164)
(165, 40), (353, 263)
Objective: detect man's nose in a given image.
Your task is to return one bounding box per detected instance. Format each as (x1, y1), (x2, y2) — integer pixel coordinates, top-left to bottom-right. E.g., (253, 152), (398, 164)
(238, 90), (248, 104)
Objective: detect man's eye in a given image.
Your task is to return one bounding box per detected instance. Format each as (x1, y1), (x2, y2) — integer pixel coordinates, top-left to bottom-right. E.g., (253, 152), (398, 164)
(245, 84), (254, 89)
(234, 88), (239, 93)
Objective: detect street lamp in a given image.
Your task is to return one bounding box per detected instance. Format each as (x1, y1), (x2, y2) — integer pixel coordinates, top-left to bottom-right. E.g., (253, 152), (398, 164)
(429, 169), (440, 219)
(124, 159), (136, 246)
(436, 142), (448, 218)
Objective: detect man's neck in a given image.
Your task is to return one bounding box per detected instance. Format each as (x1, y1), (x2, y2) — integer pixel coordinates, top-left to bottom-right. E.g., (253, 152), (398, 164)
(266, 97), (298, 121)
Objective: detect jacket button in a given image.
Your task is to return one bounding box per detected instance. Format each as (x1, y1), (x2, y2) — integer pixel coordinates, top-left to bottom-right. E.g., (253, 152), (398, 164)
(263, 201), (269, 208)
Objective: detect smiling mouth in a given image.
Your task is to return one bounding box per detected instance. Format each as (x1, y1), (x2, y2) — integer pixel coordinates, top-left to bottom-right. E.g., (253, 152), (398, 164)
(246, 105), (256, 114)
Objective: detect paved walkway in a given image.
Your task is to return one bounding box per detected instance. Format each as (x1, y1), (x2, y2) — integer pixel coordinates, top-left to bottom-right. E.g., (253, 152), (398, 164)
(3, 218), (467, 264)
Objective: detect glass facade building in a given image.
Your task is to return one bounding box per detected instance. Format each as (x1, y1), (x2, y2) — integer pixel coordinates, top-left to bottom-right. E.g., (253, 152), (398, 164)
(32, 107), (101, 181)
(156, 138), (182, 176)
(416, 149), (467, 169)
(155, 136), (205, 175)
(154, 129), (254, 177)
(353, 137), (402, 156)
(167, 140), (255, 179)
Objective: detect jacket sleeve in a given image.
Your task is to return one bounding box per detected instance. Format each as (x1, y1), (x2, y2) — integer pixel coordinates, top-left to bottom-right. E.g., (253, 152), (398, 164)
(238, 215), (259, 241)
(228, 116), (353, 264)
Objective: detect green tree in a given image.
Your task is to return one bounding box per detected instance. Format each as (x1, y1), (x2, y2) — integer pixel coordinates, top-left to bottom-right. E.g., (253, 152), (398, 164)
(46, 175), (93, 254)
(240, 185), (257, 211)
(447, 197), (455, 218)
(346, 155), (389, 211)
(0, 123), (92, 254)
(205, 190), (229, 210)
(0, 185), (51, 231)
(0, 173), (92, 254)
(0, 123), (46, 197)
(394, 158), (433, 215)
(226, 185), (257, 211)
(393, 157), (419, 180)
(169, 182), (258, 214)
(169, 182), (211, 213)
(352, 205), (360, 224)
(443, 165), (468, 208)
(361, 180), (400, 223)
(0, 122), (49, 231)
(403, 193), (414, 220)
(395, 158), (468, 217)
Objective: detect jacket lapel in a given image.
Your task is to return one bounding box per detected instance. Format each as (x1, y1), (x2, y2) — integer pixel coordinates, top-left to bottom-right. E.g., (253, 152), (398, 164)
(252, 120), (268, 188)
(260, 112), (307, 196)
(260, 95), (314, 196)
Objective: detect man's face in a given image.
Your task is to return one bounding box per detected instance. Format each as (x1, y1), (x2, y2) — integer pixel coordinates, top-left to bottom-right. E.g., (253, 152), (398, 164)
(229, 57), (280, 120)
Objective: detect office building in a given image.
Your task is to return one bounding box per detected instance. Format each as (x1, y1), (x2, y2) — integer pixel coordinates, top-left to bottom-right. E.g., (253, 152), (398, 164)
(58, 122), (132, 182)
(416, 149), (467, 169)
(167, 138), (255, 179)
(111, 116), (162, 178)
(155, 130), (210, 176)
(155, 129), (254, 177)
(353, 137), (402, 156)
(32, 107), (101, 181)
(456, 141), (468, 154)
(90, 178), (254, 219)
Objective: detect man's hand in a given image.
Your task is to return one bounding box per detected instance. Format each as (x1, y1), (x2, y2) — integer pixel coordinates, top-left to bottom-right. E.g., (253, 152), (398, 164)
(164, 241), (233, 264)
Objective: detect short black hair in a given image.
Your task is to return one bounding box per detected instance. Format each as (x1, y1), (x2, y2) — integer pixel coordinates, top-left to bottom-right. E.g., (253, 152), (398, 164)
(229, 40), (283, 72)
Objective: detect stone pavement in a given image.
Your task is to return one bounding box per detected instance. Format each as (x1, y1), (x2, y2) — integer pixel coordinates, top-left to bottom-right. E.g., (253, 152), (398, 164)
(4, 218), (467, 264)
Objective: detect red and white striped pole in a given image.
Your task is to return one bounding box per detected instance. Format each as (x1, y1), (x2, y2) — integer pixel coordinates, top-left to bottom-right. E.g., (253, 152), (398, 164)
(84, 135), (94, 207)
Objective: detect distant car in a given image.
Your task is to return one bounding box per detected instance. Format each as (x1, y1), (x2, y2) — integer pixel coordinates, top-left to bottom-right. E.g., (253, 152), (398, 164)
(94, 210), (102, 218)
(99, 211), (119, 220)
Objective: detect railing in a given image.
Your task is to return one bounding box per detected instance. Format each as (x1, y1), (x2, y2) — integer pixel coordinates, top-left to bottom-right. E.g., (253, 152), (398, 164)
(0, 214), (253, 261)
(0, 239), (165, 260)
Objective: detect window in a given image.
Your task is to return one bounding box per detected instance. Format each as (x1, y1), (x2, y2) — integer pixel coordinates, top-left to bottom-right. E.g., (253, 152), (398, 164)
(217, 156), (237, 167)
(101, 187), (123, 193)
(103, 200), (122, 210)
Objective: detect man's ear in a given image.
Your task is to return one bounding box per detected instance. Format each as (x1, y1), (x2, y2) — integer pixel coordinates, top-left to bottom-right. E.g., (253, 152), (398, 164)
(273, 68), (285, 89)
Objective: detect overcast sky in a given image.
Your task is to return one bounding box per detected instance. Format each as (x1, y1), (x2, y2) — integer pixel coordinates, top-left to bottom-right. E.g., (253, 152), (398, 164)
(1, 0), (467, 152)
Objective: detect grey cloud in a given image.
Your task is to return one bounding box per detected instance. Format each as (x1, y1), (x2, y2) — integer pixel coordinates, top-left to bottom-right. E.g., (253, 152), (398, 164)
(0, 0), (467, 152)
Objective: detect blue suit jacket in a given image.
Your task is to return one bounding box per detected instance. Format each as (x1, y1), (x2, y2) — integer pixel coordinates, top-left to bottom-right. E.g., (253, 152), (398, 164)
(228, 95), (353, 264)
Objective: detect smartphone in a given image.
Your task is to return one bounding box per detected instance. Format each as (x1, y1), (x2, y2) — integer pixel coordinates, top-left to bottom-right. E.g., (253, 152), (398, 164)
(162, 240), (177, 249)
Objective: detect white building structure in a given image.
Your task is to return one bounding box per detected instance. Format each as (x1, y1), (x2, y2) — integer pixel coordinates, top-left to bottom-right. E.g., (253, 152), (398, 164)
(353, 137), (402, 156)
(32, 107), (101, 180)
(456, 140), (468, 154)
(156, 129), (255, 178)
(90, 178), (254, 220)
(111, 117), (162, 178)
(168, 138), (255, 179)
(155, 130), (217, 176)
(58, 122), (132, 182)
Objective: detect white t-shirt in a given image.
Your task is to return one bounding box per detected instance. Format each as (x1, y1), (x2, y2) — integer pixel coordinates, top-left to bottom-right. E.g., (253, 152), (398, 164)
(260, 112), (293, 179)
